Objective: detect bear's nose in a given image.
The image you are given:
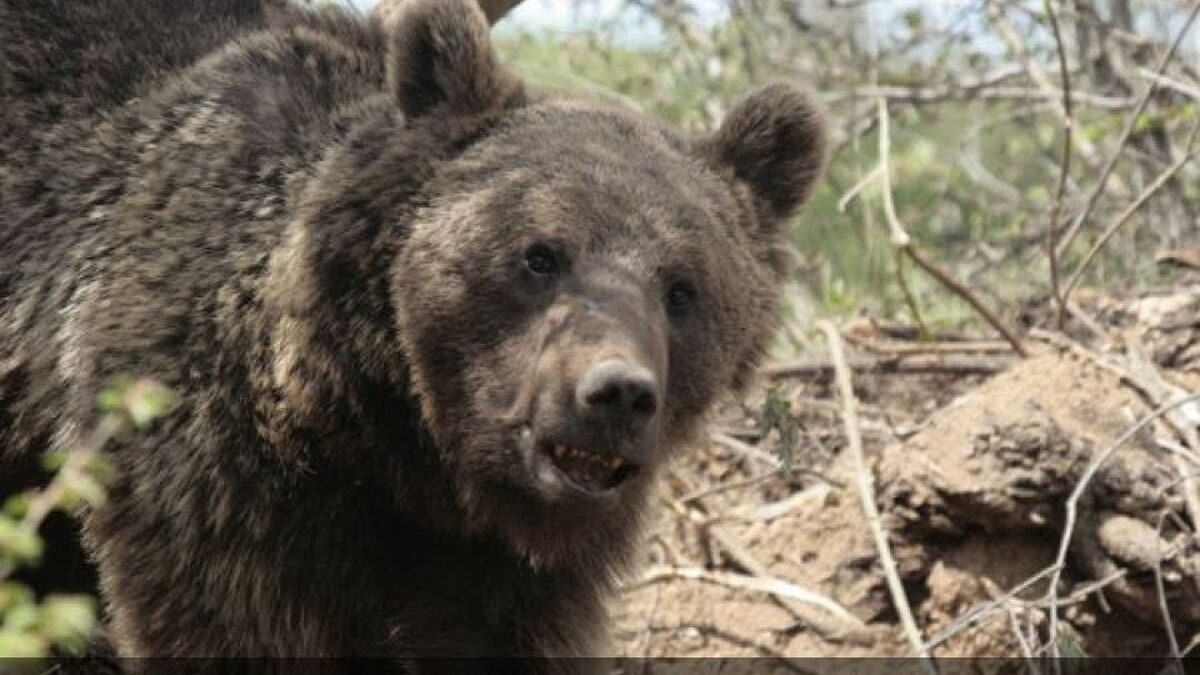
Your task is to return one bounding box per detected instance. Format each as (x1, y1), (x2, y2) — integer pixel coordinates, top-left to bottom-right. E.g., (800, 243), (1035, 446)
(576, 359), (659, 423)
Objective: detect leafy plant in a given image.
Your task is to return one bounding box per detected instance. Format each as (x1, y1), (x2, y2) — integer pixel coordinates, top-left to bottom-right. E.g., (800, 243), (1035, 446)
(0, 378), (175, 659)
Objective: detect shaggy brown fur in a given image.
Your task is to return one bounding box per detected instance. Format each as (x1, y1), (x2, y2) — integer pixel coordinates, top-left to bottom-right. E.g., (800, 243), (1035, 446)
(0, 0), (825, 665)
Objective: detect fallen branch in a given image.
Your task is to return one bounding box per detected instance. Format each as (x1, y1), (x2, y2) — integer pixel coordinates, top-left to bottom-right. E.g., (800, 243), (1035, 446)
(843, 334), (1014, 356)
(663, 472), (875, 646)
(630, 565), (860, 625)
(763, 353), (1015, 378)
(819, 320), (933, 668)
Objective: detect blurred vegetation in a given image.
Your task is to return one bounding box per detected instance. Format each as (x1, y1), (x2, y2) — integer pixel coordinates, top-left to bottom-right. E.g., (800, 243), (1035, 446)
(498, 0), (1200, 347)
(0, 378), (174, 660)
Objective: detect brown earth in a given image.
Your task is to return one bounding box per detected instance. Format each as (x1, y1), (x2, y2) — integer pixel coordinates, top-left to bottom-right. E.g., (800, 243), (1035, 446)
(609, 285), (1200, 665)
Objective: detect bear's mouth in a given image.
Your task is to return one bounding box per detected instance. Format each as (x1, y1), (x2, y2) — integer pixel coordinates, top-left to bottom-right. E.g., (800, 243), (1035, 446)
(536, 439), (639, 493)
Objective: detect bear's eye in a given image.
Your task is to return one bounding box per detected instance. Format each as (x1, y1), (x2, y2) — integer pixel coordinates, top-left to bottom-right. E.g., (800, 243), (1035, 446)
(665, 280), (696, 312)
(524, 244), (558, 276)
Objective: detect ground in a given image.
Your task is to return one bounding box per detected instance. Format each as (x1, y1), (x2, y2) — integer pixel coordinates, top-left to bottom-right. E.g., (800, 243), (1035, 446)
(609, 279), (1200, 665)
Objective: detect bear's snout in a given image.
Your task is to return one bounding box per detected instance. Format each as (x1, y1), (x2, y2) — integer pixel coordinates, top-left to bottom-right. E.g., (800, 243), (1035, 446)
(574, 359), (659, 425)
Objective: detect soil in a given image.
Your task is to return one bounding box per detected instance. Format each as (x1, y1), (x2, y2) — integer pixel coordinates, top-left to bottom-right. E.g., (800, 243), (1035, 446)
(608, 285), (1200, 665)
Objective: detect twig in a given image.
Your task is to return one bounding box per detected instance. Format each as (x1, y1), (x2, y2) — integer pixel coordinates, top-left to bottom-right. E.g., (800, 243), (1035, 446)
(1054, 0), (1200, 260)
(630, 565), (861, 625)
(874, 98), (1027, 357)
(763, 353), (1015, 378)
(1135, 67), (1200, 102)
(710, 431), (783, 469)
(894, 248), (930, 340)
(902, 246), (1028, 356)
(924, 564), (1057, 651)
(876, 98), (910, 248)
(837, 165), (883, 212)
(844, 336), (1017, 355)
(818, 321), (933, 668)
(1043, 0), (1071, 327)
(677, 470), (781, 505)
(1045, 393), (1200, 656)
(1060, 125), (1200, 308)
(747, 484), (833, 521)
(835, 85), (1134, 110)
(986, 0), (1098, 163)
(1153, 510), (1182, 666)
(665, 471), (875, 645)
(1122, 341), (1200, 550)
(1005, 603), (1042, 675)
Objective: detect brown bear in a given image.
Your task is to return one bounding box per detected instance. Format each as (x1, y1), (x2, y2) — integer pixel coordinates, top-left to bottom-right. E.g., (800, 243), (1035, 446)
(0, 0), (826, 665)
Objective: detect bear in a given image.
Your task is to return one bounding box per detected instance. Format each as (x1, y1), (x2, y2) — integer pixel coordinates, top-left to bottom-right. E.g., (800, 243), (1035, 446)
(0, 0), (826, 664)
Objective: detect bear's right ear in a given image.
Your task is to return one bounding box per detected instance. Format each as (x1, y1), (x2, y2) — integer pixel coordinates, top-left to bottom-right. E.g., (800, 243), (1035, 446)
(697, 83), (826, 227)
(385, 0), (523, 118)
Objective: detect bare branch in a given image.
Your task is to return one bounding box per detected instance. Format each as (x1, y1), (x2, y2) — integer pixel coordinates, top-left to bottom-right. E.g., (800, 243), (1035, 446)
(818, 321), (934, 669)
(1054, 0), (1200, 260)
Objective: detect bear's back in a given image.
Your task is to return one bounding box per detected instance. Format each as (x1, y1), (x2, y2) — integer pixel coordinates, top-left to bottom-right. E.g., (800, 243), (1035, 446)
(0, 1), (392, 459)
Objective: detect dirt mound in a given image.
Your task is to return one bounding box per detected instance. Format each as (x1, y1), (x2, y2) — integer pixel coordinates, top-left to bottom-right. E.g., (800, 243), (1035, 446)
(612, 288), (1200, 664)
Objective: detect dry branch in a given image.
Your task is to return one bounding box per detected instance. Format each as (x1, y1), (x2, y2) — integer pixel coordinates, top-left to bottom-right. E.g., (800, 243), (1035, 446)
(1054, 0), (1200, 260)
(871, 98), (1028, 357)
(1043, 0), (1071, 325)
(818, 320), (933, 667)
(1045, 392), (1200, 656)
(763, 353), (1015, 378)
(1060, 125), (1200, 308)
(630, 565), (860, 624)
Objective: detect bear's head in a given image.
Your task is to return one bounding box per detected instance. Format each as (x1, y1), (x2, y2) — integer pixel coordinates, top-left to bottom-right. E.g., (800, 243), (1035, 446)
(277, 0), (825, 572)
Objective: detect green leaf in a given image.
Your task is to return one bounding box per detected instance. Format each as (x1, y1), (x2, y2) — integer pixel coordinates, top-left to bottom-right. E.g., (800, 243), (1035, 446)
(0, 630), (48, 659)
(3, 602), (39, 633)
(38, 595), (97, 654)
(2, 495), (30, 519)
(58, 474), (107, 510)
(0, 519), (43, 564)
(122, 379), (177, 428)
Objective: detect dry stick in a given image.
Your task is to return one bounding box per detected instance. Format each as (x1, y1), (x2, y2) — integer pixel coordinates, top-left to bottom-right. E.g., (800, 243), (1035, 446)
(1055, 0), (1200, 261)
(763, 353), (1015, 378)
(875, 98), (1028, 357)
(676, 470), (781, 505)
(1005, 604), (1043, 675)
(818, 321), (934, 669)
(1043, 0), (1072, 327)
(632, 565), (862, 625)
(924, 565), (1058, 651)
(1136, 67), (1200, 102)
(903, 246), (1027, 357)
(986, 0), (1098, 163)
(845, 336), (1016, 355)
(1045, 393), (1200, 657)
(1153, 510), (1183, 664)
(1123, 343), (1200, 557)
(663, 490), (875, 645)
(894, 248), (930, 340)
(1060, 124), (1200, 307)
(1036, 328), (1200, 590)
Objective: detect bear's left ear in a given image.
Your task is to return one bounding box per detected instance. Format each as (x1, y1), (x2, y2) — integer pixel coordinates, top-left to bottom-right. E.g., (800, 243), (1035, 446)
(697, 83), (827, 226)
(385, 0), (523, 118)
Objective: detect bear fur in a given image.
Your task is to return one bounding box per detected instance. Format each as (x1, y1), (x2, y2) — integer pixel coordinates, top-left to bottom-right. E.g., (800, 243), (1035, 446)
(0, 0), (826, 664)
